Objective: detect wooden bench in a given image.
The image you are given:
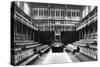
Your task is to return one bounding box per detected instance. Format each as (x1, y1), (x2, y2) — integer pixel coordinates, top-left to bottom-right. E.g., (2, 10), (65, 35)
(20, 54), (39, 65)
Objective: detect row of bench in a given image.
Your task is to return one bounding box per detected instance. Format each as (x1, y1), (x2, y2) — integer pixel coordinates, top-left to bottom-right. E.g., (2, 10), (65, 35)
(65, 44), (77, 52)
(84, 32), (97, 39)
(72, 39), (97, 60)
(80, 47), (97, 60)
(14, 32), (34, 41)
(14, 49), (34, 64)
(12, 40), (50, 66)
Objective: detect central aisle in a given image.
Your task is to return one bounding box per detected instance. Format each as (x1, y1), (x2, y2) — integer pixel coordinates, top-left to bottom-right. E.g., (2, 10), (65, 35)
(41, 50), (73, 64)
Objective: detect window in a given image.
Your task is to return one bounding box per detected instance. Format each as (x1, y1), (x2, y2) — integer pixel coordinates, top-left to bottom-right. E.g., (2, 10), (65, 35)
(67, 11), (71, 17)
(33, 9), (38, 16)
(56, 10), (60, 16)
(73, 11), (75, 17)
(51, 10), (55, 16)
(39, 10), (43, 16)
(77, 11), (80, 17)
(44, 10), (48, 16)
(24, 3), (30, 16)
(72, 11), (74, 17)
(61, 10), (65, 16)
